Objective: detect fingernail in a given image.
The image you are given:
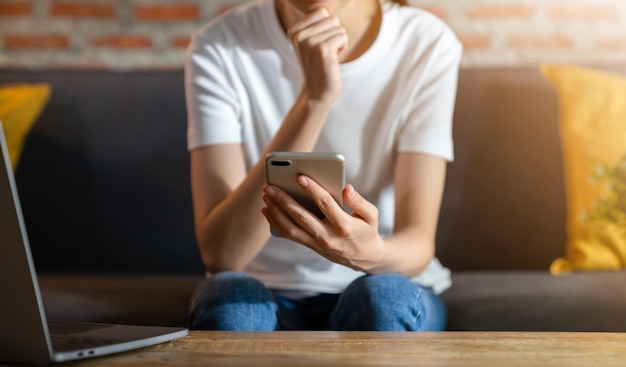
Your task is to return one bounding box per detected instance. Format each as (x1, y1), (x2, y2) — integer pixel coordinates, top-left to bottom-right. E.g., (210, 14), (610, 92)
(264, 186), (276, 197)
(297, 175), (309, 187)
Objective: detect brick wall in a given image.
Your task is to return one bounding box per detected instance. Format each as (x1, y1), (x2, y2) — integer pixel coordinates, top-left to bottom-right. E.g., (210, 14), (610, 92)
(0, 0), (237, 69)
(413, 0), (626, 67)
(1, 0), (625, 69)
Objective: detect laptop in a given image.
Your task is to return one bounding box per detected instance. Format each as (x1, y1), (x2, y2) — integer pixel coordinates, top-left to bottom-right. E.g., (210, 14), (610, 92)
(0, 123), (188, 365)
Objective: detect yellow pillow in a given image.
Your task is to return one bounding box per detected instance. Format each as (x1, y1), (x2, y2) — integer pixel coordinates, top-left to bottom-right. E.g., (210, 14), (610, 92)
(541, 64), (626, 274)
(0, 83), (51, 170)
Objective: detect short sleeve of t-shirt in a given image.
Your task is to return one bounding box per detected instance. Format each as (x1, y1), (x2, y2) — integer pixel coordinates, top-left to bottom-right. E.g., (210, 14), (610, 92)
(397, 29), (462, 162)
(185, 30), (243, 151)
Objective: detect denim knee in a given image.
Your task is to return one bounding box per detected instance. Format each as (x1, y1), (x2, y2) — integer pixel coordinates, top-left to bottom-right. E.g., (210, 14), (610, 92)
(332, 274), (442, 331)
(188, 271), (278, 331)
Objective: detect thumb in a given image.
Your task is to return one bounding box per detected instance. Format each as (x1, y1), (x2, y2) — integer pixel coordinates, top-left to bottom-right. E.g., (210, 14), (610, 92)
(343, 184), (378, 224)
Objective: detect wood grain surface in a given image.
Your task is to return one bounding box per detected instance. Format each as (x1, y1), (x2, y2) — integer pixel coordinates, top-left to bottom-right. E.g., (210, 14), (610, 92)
(41, 331), (624, 367)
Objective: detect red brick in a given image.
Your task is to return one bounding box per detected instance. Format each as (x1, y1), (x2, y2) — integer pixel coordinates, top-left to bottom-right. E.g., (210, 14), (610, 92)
(0, 2), (32, 16)
(549, 5), (619, 21)
(134, 4), (199, 21)
(171, 35), (191, 48)
(91, 35), (152, 49)
(469, 5), (534, 19)
(52, 2), (116, 18)
(460, 35), (491, 50)
(509, 35), (574, 49)
(41, 63), (112, 71)
(4, 34), (70, 50)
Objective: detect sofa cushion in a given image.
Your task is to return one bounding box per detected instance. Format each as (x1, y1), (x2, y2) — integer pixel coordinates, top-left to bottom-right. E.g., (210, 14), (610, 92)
(442, 271), (626, 331)
(0, 83), (50, 170)
(541, 65), (626, 274)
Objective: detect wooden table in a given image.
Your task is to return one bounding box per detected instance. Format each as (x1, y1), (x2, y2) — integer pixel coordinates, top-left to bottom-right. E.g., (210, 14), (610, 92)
(28, 331), (626, 366)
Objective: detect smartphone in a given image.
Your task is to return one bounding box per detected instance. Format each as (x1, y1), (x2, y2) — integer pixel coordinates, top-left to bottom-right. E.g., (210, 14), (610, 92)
(265, 152), (346, 235)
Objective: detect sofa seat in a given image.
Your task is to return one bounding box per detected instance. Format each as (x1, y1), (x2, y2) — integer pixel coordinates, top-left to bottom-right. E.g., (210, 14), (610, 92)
(39, 271), (626, 331)
(39, 274), (202, 328)
(442, 271), (626, 331)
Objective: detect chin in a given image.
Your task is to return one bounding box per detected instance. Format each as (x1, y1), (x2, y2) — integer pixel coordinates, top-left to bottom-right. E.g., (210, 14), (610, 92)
(285, 0), (340, 13)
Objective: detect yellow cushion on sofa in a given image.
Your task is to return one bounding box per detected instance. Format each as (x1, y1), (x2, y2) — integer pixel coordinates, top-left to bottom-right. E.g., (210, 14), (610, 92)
(541, 64), (626, 274)
(0, 83), (51, 170)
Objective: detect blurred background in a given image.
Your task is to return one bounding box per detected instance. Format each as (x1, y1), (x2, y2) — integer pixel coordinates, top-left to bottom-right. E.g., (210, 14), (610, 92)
(1, 0), (626, 70)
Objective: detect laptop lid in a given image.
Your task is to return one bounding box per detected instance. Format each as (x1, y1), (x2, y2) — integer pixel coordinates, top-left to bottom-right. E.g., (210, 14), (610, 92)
(0, 124), (187, 365)
(0, 123), (54, 364)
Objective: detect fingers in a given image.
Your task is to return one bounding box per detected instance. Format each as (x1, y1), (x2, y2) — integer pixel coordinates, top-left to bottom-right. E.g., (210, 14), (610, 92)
(343, 184), (378, 225)
(261, 185), (322, 242)
(262, 179), (377, 236)
(288, 9), (347, 56)
(286, 6), (347, 102)
(296, 175), (347, 225)
(287, 8), (330, 39)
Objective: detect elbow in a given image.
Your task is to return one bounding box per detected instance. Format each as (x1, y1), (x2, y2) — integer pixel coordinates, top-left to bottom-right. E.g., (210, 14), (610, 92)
(405, 236), (437, 278)
(203, 263), (235, 275)
(196, 237), (247, 275)
(202, 258), (247, 275)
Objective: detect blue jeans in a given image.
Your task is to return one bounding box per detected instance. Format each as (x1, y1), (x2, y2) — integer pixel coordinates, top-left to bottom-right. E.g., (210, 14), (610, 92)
(188, 272), (447, 331)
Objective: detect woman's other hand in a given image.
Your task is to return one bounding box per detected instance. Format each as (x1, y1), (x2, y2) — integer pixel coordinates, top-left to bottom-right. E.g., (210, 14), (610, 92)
(287, 7), (347, 104)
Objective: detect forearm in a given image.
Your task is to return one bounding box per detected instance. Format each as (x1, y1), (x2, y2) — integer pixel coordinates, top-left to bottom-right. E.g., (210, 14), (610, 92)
(365, 227), (435, 278)
(266, 91), (333, 153)
(364, 153), (445, 277)
(195, 93), (334, 272)
(195, 160), (269, 273)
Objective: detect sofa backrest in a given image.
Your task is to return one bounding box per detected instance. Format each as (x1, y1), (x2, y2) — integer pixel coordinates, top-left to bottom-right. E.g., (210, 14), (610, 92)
(1, 70), (205, 275)
(440, 65), (626, 271)
(439, 67), (566, 271)
(2, 66), (624, 274)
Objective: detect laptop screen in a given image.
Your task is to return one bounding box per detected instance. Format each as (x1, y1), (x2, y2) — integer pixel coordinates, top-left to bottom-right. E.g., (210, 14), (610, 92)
(0, 123), (54, 364)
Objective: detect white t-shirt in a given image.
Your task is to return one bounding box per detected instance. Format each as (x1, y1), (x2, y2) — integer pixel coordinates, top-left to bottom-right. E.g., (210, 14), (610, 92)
(186, 0), (462, 295)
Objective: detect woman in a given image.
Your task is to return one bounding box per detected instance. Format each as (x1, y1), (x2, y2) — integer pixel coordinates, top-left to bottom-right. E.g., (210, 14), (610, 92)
(185, 0), (462, 331)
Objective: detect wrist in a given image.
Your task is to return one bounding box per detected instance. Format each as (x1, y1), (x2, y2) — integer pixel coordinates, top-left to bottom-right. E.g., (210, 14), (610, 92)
(358, 235), (389, 275)
(298, 86), (338, 110)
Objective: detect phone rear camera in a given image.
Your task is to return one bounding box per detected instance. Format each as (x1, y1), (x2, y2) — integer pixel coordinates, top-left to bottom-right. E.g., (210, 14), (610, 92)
(271, 160), (291, 166)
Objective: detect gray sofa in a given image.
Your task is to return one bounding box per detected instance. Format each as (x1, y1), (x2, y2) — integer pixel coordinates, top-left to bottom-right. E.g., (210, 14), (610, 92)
(2, 65), (625, 332)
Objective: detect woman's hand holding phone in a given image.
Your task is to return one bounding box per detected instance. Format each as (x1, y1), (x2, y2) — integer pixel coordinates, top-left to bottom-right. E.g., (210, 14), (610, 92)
(261, 175), (385, 273)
